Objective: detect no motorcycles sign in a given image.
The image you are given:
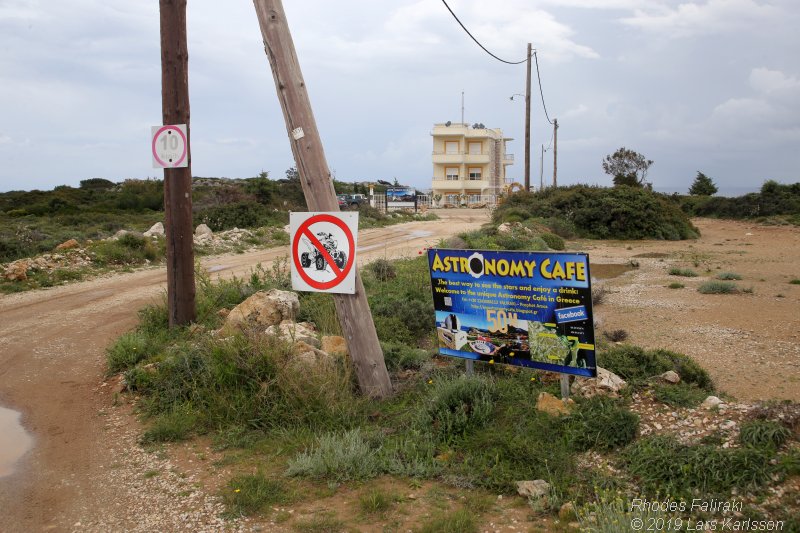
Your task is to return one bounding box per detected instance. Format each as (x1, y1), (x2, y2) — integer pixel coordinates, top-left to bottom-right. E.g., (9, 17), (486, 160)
(290, 212), (358, 294)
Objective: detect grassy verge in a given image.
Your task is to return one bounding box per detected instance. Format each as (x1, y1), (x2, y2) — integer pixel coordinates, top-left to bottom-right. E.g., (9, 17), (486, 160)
(106, 255), (799, 530)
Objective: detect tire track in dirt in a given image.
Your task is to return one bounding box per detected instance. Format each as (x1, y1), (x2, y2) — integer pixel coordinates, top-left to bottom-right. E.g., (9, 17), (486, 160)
(0, 211), (487, 532)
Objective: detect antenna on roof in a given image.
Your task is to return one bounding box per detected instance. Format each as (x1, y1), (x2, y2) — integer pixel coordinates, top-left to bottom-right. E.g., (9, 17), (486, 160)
(461, 90), (465, 124)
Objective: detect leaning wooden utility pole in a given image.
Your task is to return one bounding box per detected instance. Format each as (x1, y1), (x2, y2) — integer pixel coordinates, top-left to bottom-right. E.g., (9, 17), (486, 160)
(159, 0), (196, 326)
(524, 43), (532, 192)
(552, 118), (558, 188)
(253, 0), (392, 398)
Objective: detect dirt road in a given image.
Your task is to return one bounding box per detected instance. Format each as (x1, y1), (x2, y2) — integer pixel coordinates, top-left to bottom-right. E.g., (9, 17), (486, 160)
(1, 213), (798, 532)
(0, 210), (487, 533)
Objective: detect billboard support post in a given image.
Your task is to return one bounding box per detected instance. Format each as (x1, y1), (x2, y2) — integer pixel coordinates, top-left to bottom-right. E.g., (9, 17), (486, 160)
(560, 375), (570, 401)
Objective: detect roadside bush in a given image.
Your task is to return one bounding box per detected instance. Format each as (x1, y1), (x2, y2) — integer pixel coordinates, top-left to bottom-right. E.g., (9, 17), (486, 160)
(194, 202), (287, 232)
(716, 272), (742, 280)
(668, 267), (698, 277)
(371, 298), (433, 342)
(698, 281), (738, 294)
(599, 345), (713, 389)
(540, 232), (565, 250)
(739, 420), (791, 450)
(418, 375), (495, 443)
(285, 428), (383, 482)
(223, 473), (290, 517)
(381, 342), (431, 371)
(622, 434), (774, 495)
(367, 258), (396, 281)
(495, 186), (698, 241)
(667, 282), (684, 289)
(91, 234), (163, 266)
(566, 396), (639, 451)
(653, 383), (707, 408)
(417, 509), (478, 533)
(140, 404), (198, 443)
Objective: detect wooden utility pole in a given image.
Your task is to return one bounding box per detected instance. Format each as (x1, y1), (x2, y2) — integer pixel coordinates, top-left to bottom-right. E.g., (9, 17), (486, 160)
(159, 0), (196, 326)
(253, 0), (392, 398)
(552, 118), (558, 188)
(524, 43), (532, 192)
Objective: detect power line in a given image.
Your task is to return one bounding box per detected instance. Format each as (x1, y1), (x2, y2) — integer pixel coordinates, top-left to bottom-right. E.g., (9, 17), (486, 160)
(440, 0), (528, 65)
(534, 51), (555, 125)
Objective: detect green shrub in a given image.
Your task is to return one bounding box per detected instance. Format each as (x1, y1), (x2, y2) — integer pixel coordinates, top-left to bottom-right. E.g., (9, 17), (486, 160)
(599, 345), (713, 389)
(540, 232), (565, 250)
(141, 405), (198, 443)
(667, 282), (684, 289)
(622, 434), (774, 495)
(566, 397), (639, 451)
(494, 186), (698, 241)
(653, 383), (707, 408)
(358, 489), (396, 516)
(418, 375), (495, 443)
(285, 429), (383, 482)
(544, 217), (577, 239)
(416, 509), (478, 533)
(668, 267), (698, 277)
(90, 234), (163, 266)
(698, 281), (738, 294)
(576, 490), (674, 533)
(739, 420), (791, 450)
(367, 258), (396, 281)
(716, 272), (742, 280)
(381, 342), (431, 371)
(789, 279), (800, 285)
(223, 473), (290, 517)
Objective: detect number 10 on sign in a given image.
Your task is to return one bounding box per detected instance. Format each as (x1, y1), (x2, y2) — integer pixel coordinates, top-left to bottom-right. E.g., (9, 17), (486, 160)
(151, 124), (188, 168)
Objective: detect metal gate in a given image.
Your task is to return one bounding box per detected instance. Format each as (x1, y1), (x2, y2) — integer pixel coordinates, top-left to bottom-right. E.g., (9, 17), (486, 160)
(371, 193), (386, 213)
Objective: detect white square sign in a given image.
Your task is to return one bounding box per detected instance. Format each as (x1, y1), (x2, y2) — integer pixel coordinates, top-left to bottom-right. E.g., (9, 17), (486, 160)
(289, 212), (359, 294)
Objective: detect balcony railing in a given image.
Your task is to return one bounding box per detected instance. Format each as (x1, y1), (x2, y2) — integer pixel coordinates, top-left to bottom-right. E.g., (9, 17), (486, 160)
(432, 150), (490, 155)
(504, 153), (514, 161)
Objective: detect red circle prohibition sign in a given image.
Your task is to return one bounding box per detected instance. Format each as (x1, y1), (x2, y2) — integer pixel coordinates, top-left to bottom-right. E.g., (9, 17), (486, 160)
(292, 214), (355, 290)
(152, 125), (188, 167)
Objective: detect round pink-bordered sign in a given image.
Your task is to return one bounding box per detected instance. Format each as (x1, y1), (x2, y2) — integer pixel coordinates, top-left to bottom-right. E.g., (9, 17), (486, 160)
(152, 125), (188, 167)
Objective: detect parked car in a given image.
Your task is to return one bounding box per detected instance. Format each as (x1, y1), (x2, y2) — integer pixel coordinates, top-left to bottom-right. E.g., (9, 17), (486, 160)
(336, 194), (366, 210)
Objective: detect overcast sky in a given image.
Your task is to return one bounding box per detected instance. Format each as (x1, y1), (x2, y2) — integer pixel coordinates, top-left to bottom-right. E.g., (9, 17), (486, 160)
(1, 0), (798, 195)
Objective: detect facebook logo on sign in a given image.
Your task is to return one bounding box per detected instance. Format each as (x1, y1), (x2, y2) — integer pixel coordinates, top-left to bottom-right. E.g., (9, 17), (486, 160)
(555, 306), (588, 324)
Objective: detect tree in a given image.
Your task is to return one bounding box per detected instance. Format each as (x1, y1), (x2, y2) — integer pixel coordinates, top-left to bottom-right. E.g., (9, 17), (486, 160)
(244, 171), (276, 204)
(602, 147), (653, 187)
(689, 172), (718, 196)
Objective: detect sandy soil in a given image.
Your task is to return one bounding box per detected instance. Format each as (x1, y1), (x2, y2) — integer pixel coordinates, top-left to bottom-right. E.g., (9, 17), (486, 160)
(0, 213), (798, 532)
(582, 218), (800, 402)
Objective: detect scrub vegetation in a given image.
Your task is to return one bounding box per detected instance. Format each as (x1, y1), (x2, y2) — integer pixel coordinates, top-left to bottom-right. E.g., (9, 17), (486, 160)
(0, 173), (434, 293)
(493, 186), (699, 240)
(105, 251), (799, 530)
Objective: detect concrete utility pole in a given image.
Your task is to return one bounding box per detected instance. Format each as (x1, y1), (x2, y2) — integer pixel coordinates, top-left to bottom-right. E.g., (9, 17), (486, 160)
(552, 118), (558, 188)
(253, 0), (392, 398)
(159, 0), (196, 327)
(540, 144), (544, 191)
(524, 43), (532, 192)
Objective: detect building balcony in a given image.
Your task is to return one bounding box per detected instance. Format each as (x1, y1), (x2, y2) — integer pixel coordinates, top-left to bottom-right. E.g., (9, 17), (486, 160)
(503, 153), (514, 163)
(431, 177), (491, 191)
(432, 150), (491, 165)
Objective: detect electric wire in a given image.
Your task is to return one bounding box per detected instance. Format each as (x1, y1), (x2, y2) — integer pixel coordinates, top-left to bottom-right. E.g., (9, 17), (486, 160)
(440, 0), (528, 65)
(534, 51), (555, 125)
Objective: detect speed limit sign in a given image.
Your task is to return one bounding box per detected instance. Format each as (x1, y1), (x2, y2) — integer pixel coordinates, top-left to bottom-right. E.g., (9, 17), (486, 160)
(151, 124), (188, 168)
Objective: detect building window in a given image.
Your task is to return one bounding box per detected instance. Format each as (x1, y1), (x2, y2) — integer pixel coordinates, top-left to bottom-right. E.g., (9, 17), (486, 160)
(445, 167), (459, 180)
(468, 167), (482, 180)
(468, 142), (482, 155)
(445, 141), (459, 155)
